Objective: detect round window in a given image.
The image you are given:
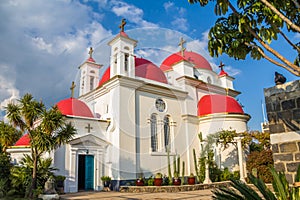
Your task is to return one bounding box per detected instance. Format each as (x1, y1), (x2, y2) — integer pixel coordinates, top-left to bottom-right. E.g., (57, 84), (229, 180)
(155, 98), (166, 112)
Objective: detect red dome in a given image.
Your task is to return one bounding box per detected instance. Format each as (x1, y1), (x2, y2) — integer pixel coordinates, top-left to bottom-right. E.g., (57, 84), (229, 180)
(135, 58), (168, 84)
(98, 67), (110, 86)
(14, 134), (30, 146)
(160, 51), (212, 71)
(57, 98), (94, 118)
(219, 69), (228, 76)
(86, 57), (96, 63)
(198, 94), (244, 116)
(98, 58), (168, 86)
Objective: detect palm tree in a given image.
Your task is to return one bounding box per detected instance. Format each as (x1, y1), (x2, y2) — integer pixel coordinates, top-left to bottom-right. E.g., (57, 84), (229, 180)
(0, 121), (22, 152)
(5, 93), (76, 198)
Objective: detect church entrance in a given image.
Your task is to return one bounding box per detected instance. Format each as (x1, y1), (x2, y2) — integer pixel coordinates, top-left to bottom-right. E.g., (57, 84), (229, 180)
(78, 155), (94, 191)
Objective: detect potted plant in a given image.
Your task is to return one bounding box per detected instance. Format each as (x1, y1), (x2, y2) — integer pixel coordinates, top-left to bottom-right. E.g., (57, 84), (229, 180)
(188, 173), (196, 185)
(147, 176), (154, 186)
(136, 177), (144, 186)
(54, 175), (66, 194)
(154, 173), (163, 186)
(101, 176), (111, 187)
(172, 172), (181, 186)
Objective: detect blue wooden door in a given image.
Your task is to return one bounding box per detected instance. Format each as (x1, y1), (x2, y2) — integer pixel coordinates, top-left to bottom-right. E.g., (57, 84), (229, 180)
(85, 155), (94, 190)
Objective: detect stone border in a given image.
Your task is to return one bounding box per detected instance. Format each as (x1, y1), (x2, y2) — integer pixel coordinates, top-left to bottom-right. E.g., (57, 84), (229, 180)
(120, 181), (231, 193)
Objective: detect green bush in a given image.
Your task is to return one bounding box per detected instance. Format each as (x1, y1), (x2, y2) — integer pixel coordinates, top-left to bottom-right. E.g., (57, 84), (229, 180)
(147, 176), (154, 186)
(246, 149), (274, 183)
(0, 149), (12, 197)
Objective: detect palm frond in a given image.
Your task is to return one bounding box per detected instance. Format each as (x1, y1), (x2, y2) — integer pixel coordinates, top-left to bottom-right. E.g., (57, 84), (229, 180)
(248, 174), (276, 200)
(271, 168), (289, 200)
(213, 186), (245, 199)
(230, 178), (262, 200)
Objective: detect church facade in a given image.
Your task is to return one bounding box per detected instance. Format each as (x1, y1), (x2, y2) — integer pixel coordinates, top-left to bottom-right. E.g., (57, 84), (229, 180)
(9, 26), (250, 192)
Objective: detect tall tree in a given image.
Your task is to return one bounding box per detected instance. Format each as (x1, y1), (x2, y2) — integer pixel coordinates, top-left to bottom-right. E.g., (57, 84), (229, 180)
(188, 0), (300, 76)
(0, 121), (22, 152)
(5, 93), (76, 198)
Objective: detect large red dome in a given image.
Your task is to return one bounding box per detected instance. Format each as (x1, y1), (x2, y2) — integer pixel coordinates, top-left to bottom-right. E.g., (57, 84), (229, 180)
(57, 98), (94, 118)
(14, 134), (30, 147)
(198, 94), (244, 116)
(160, 51), (212, 71)
(98, 57), (168, 86)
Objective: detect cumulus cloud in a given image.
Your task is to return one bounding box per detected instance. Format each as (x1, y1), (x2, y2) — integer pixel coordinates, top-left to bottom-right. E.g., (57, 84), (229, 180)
(0, 0), (113, 109)
(111, 0), (158, 28)
(171, 18), (188, 32)
(163, 2), (174, 11)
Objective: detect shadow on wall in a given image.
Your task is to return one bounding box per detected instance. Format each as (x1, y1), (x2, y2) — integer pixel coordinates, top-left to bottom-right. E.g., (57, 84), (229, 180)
(111, 156), (152, 191)
(222, 147), (239, 172)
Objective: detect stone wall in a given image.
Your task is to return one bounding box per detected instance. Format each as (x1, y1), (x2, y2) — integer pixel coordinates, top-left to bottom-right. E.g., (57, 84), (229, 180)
(264, 80), (300, 183)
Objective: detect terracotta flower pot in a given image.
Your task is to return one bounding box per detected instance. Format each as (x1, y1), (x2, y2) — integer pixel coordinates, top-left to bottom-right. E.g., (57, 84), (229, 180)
(154, 178), (163, 186)
(188, 177), (196, 185)
(173, 178), (181, 186)
(136, 179), (144, 186)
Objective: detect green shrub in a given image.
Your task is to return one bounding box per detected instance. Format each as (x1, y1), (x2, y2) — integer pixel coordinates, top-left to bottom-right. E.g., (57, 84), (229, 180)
(246, 149), (274, 183)
(0, 150), (12, 197)
(147, 176), (154, 186)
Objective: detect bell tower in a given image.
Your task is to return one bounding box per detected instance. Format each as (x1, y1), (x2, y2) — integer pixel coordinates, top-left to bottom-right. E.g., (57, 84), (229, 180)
(108, 19), (137, 78)
(79, 47), (102, 97)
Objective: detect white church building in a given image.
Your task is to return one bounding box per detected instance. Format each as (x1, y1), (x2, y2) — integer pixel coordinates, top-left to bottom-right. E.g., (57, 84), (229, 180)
(8, 24), (250, 192)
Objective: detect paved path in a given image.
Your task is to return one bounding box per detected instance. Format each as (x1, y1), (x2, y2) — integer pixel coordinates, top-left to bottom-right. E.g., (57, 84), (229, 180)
(60, 189), (214, 200)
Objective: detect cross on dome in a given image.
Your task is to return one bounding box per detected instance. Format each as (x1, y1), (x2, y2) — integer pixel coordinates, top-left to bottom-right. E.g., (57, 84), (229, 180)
(119, 18), (126, 32)
(178, 37), (186, 56)
(70, 81), (76, 98)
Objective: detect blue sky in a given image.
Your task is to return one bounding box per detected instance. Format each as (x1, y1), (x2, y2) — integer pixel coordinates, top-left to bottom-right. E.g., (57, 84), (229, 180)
(0, 0), (299, 131)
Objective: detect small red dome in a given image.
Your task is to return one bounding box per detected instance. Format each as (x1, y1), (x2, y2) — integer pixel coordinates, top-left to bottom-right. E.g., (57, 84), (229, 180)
(198, 94), (244, 116)
(119, 31), (128, 38)
(219, 69), (228, 76)
(160, 51), (212, 71)
(98, 58), (168, 86)
(14, 134), (30, 146)
(57, 98), (94, 118)
(87, 57), (96, 63)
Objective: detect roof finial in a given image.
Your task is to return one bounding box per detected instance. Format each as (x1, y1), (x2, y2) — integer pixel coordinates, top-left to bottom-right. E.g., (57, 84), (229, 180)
(70, 81), (76, 98)
(88, 47), (93, 59)
(219, 62), (225, 71)
(119, 18), (126, 32)
(178, 37), (186, 56)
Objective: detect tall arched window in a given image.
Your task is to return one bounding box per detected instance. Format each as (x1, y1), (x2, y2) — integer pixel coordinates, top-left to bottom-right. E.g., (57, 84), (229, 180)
(150, 114), (158, 152)
(164, 115), (170, 151)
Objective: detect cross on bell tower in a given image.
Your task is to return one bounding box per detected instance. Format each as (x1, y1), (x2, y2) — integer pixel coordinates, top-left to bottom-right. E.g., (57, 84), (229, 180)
(88, 47), (93, 59)
(119, 18), (126, 32)
(219, 62), (225, 71)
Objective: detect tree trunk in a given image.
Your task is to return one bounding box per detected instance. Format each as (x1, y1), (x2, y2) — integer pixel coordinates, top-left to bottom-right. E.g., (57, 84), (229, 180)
(28, 150), (38, 199)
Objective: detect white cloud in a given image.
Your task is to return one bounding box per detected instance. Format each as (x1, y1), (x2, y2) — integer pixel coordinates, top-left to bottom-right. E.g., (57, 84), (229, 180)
(32, 37), (53, 54)
(111, 0), (158, 28)
(0, 0), (112, 108)
(171, 18), (188, 32)
(163, 2), (174, 11)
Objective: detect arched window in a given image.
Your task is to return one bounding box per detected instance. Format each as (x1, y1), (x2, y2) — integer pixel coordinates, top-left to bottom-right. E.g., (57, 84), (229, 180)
(164, 115), (170, 151)
(150, 114), (158, 152)
(89, 76), (94, 90)
(124, 53), (129, 72)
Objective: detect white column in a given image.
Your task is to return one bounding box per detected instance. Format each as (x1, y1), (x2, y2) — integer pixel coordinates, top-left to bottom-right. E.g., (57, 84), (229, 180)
(68, 148), (78, 193)
(234, 136), (245, 182)
(203, 162), (212, 184)
(201, 141), (212, 184)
